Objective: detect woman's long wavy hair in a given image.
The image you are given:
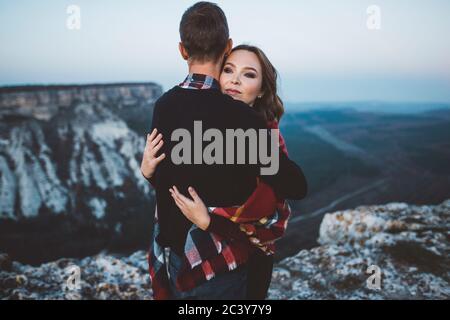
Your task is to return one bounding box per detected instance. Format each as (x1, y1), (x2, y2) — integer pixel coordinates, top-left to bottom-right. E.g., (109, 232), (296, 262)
(225, 44), (285, 123)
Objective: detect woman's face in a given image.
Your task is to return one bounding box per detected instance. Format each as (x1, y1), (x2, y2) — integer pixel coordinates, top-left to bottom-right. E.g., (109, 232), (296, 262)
(219, 50), (263, 106)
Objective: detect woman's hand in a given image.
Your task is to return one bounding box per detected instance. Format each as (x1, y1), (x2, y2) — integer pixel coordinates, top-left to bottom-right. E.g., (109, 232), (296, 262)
(140, 128), (166, 179)
(169, 186), (211, 231)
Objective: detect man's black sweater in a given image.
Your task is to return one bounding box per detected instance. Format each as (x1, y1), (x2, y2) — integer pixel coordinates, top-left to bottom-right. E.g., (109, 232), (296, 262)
(150, 85), (307, 255)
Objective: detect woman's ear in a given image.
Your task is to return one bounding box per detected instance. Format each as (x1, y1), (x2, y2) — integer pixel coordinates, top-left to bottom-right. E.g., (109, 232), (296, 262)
(178, 42), (189, 61)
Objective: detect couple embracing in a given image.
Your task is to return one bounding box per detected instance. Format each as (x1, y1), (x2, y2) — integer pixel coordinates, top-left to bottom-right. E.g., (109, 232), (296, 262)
(140, 1), (307, 300)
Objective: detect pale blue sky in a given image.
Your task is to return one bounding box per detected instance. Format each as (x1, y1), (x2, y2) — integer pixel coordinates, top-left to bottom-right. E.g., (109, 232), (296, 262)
(0, 0), (449, 102)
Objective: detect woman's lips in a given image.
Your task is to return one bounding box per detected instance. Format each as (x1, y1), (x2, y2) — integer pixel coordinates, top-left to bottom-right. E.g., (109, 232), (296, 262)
(225, 88), (241, 95)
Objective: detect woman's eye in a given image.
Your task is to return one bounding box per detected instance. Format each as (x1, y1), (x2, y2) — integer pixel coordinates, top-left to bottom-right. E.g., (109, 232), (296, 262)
(223, 67), (232, 73)
(245, 73), (256, 79)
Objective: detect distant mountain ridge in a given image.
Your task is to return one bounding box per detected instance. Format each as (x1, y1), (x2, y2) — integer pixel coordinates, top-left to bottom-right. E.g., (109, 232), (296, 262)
(284, 101), (450, 115)
(0, 82), (161, 120)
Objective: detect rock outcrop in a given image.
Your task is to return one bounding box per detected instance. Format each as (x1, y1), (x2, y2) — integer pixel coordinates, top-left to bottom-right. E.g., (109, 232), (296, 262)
(1, 199), (448, 300)
(0, 251), (152, 300)
(270, 199), (450, 299)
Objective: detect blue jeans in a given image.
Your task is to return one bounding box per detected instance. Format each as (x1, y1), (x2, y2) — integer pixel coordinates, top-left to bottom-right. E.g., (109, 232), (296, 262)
(168, 250), (248, 300)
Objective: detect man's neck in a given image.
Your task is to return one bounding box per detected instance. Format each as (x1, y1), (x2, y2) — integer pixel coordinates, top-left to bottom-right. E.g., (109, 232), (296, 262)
(188, 61), (222, 81)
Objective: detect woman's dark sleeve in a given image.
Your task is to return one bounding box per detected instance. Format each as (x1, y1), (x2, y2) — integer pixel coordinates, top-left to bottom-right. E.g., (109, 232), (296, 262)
(145, 175), (156, 187)
(246, 113), (308, 201)
(259, 147), (308, 200)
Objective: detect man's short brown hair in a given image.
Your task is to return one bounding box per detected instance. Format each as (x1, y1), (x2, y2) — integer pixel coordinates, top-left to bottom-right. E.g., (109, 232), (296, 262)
(179, 2), (229, 63)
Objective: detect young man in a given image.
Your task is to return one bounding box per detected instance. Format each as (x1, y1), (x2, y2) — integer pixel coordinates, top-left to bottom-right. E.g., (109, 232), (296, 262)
(142, 2), (306, 300)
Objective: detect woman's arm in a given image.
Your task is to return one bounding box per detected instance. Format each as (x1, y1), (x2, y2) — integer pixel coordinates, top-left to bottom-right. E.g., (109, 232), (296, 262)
(169, 127), (299, 247)
(168, 185), (260, 251)
(247, 117), (308, 200)
(210, 179), (278, 223)
(169, 186), (292, 253)
(207, 129), (299, 223)
(238, 200), (291, 245)
(259, 148), (308, 200)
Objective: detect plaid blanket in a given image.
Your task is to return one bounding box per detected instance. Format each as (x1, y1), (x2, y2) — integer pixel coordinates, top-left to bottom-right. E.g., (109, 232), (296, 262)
(148, 197), (291, 299)
(176, 197), (291, 292)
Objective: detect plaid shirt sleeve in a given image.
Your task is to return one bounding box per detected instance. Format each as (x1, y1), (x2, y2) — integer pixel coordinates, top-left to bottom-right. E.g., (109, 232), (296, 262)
(207, 201), (291, 255)
(239, 200), (291, 248)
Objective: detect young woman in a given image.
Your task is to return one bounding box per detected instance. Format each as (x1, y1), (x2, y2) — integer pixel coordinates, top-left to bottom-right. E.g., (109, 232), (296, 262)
(145, 45), (295, 299)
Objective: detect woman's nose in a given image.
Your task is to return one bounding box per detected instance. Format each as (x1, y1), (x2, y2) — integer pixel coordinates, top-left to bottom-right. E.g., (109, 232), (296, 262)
(231, 77), (240, 85)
